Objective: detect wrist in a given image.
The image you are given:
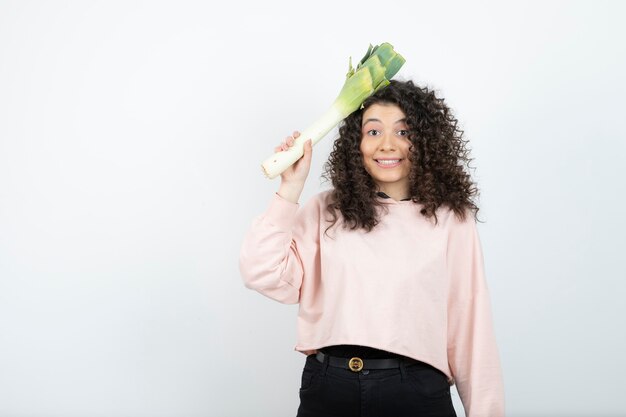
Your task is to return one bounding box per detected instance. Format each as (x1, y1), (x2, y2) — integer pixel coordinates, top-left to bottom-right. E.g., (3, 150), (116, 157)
(278, 181), (304, 204)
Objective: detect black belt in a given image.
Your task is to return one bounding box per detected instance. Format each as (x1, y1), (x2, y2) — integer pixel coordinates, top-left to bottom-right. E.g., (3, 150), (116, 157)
(314, 351), (421, 373)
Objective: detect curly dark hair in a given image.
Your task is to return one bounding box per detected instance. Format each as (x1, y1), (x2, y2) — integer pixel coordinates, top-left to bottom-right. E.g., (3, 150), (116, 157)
(320, 79), (482, 238)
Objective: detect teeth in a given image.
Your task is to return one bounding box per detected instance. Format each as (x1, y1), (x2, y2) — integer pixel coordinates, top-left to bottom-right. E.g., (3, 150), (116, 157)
(377, 160), (400, 165)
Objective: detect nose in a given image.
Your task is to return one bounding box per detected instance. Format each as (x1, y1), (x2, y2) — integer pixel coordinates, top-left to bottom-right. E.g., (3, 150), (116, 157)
(378, 132), (397, 151)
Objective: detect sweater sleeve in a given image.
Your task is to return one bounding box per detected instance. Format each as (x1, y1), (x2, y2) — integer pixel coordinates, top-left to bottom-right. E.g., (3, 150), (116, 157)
(238, 192), (320, 304)
(446, 212), (505, 417)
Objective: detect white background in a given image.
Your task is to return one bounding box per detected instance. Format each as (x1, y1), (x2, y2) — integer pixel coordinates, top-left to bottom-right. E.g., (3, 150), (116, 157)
(1, 1), (625, 416)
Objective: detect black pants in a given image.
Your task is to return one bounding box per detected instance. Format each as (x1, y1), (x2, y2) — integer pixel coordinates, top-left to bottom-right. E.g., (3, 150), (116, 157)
(296, 353), (457, 417)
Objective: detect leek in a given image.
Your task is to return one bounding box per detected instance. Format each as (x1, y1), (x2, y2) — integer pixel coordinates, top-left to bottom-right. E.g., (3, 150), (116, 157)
(261, 42), (405, 179)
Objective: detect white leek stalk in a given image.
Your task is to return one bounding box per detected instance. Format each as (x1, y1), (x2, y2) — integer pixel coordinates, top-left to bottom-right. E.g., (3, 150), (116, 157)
(261, 42), (405, 179)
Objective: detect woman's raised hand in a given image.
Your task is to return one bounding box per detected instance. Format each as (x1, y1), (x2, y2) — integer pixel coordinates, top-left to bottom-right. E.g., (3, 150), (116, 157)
(274, 130), (313, 185)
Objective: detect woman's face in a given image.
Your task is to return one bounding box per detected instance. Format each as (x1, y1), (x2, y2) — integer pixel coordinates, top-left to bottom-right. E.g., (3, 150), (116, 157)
(359, 103), (412, 198)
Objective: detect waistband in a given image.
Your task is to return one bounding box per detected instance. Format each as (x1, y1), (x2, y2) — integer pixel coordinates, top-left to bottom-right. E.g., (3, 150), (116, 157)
(314, 351), (428, 373)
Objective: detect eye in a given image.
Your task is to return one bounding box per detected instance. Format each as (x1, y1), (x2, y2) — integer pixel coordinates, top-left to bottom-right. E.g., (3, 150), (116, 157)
(398, 129), (409, 136)
(366, 129), (380, 136)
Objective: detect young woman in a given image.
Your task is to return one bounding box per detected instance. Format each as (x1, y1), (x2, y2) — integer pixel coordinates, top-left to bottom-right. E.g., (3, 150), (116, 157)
(239, 80), (505, 417)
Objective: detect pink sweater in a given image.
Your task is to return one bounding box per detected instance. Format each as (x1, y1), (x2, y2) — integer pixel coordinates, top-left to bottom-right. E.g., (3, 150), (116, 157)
(239, 190), (505, 417)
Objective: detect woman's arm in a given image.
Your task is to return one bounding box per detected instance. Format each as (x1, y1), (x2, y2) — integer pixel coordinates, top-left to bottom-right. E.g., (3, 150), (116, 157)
(239, 130), (317, 303)
(446, 212), (506, 417)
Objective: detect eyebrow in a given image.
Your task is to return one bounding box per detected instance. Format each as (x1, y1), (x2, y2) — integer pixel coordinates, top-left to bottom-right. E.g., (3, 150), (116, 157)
(362, 118), (407, 126)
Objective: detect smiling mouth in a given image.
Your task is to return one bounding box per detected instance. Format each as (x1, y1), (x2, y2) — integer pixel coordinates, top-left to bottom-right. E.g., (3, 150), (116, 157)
(375, 159), (402, 167)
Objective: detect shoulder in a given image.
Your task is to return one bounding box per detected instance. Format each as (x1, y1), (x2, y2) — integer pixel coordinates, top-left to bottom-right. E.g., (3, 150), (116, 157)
(437, 204), (477, 233)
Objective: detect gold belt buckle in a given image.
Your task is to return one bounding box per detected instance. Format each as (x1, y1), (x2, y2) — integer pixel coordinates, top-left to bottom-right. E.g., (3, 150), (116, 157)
(348, 357), (364, 372)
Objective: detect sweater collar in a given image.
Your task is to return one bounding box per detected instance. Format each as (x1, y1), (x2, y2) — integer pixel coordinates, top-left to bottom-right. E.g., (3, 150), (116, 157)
(376, 191), (412, 201)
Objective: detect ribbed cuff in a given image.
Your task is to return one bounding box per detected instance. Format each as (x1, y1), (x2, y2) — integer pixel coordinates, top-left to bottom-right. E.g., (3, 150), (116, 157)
(262, 192), (299, 230)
